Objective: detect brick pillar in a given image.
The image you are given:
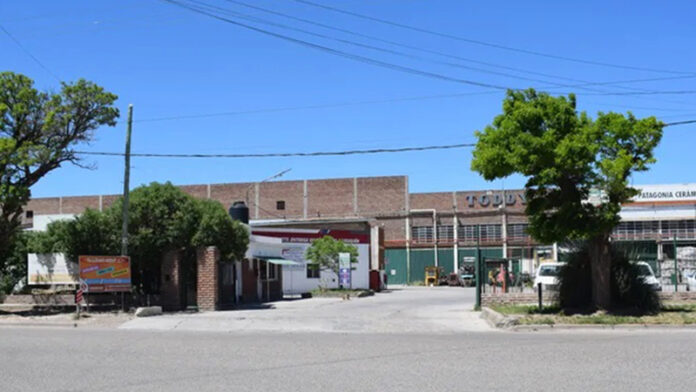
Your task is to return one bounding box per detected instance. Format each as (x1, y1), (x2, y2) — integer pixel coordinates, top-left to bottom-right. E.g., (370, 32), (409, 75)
(161, 250), (183, 311)
(197, 246), (220, 311)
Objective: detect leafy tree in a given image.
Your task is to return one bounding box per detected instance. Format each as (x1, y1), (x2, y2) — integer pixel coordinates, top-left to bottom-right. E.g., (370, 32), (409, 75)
(471, 89), (663, 309)
(0, 72), (118, 269)
(33, 182), (249, 294)
(192, 199), (249, 261)
(305, 235), (358, 278)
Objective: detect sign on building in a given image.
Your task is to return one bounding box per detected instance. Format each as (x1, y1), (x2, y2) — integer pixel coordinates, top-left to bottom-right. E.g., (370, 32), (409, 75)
(27, 253), (78, 285)
(79, 255), (131, 292)
(338, 252), (351, 288)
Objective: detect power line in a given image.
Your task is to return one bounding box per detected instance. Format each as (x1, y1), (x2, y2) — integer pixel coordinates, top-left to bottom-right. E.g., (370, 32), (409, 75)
(223, 0), (696, 92)
(165, 0), (696, 108)
(0, 24), (60, 81)
(136, 90), (500, 122)
(75, 143), (475, 159)
(162, 0), (512, 90)
(291, 0), (693, 76)
(72, 119), (696, 160)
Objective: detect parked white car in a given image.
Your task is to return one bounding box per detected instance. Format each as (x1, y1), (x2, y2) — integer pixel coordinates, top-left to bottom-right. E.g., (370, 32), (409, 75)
(635, 261), (661, 291)
(533, 263), (565, 291)
(685, 271), (696, 292)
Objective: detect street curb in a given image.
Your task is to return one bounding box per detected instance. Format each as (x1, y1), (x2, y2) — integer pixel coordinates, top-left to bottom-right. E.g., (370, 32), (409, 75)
(480, 307), (696, 332)
(511, 323), (696, 332)
(480, 307), (520, 328)
(0, 322), (78, 328)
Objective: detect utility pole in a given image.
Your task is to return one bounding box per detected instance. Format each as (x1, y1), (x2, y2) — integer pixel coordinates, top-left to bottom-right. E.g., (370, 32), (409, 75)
(475, 224), (481, 310)
(121, 104), (133, 256)
(674, 234), (678, 292)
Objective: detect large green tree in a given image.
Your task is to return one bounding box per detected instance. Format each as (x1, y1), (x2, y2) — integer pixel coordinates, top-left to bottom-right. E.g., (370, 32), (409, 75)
(33, 182), (249, 294)
(471, 89), (663, 309)
(0, 72), (118, 266)
(305, 235), (358, 279)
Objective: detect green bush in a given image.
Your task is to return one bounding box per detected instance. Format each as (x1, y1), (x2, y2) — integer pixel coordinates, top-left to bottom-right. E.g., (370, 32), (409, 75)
(557, 243), (660, 314)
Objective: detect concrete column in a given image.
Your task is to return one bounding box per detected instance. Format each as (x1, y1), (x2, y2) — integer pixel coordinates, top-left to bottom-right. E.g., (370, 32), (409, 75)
(197, 246), (220, 311)
(98, 195), (103, 212)
(453, 213), (459, 273)
(353, 177), (358, 216)
(370, 224), (380, 270)
(303, 180), (308, 219)
(254, 183), (260, 219)
(502, 211), (508, 259)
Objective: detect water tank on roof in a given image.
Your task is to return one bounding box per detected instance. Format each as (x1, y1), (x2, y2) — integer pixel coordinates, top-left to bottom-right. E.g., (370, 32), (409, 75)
(229, 201), (249, 224)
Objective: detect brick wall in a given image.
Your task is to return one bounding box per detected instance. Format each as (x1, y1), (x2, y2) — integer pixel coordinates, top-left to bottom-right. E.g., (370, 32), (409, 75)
(197, 246), (219, 311)
(25, 175), (531, 246)
(307, 178), (354, 218)
(357, 176), (406, 215)
(259, 180), (304, 220)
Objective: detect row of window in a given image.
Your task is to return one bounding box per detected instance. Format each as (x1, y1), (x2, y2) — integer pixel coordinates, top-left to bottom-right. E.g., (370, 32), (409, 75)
(411, 224), (530, 243)
(613, 220), (696, 238)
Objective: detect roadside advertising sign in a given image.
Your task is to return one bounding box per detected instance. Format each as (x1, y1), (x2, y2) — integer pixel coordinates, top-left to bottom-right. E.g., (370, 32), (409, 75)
(79, 255), (131, 293)
(338, 252), (351, 288)
(339, 252), (351, 269)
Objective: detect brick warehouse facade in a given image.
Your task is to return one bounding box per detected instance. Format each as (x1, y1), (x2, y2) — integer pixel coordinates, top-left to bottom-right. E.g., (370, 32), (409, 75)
(23, 176), (696, 286)
(23, 175), (546, 285)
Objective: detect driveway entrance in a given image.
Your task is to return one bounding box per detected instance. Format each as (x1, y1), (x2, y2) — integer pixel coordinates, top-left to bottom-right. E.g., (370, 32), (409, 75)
(120, 287), (490, 333)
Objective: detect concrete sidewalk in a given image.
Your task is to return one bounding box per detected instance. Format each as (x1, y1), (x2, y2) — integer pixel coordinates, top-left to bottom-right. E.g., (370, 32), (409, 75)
(119, 287), (491, 333)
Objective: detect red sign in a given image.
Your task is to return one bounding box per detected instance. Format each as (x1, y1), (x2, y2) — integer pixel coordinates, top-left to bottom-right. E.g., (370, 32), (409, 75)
(79, 255), (131, 293)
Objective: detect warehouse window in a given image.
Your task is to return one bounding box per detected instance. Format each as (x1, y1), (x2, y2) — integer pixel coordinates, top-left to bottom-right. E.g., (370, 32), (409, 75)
(457, 224), (502, 242)
(508, 224), (529, 240)
(613, 221), (660, 239)
(411, 226), (434, 243)
(661, 220), (696, 237)
(25, 210), (33, 219)
(276, 200), (285, 210)
(437, 225), (454, 241)
(306, 263), (320, 279)
(458, 225), (477, 242)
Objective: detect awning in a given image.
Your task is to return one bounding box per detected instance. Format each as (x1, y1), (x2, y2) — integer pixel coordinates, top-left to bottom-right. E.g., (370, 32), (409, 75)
(256, 257), (301, 266)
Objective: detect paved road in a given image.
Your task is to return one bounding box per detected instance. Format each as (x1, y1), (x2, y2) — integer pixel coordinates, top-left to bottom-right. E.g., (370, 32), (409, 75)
(120, 286), (490, 333)
(2, 326), (696, 391)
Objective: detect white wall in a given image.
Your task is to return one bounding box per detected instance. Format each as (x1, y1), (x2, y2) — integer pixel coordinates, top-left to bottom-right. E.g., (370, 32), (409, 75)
(30, 214), (76, 231)
(280, 242), (370, 294)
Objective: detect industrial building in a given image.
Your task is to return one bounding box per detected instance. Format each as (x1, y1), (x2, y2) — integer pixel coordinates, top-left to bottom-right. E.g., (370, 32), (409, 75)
(23, 176), (696, 293)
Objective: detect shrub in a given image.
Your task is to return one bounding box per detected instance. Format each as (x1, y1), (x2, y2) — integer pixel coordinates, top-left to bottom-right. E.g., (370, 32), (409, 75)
(557, 242), (660, 314)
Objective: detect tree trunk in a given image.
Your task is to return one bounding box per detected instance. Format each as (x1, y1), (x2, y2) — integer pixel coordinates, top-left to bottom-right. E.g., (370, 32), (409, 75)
(588, 233), (612, 309)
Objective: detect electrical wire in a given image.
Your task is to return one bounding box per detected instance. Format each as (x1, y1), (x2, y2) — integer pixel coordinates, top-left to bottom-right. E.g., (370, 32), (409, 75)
(0, 24), (60, 81)
(165, 0), (696, 107)
(75, 143), (476, 159)
(223, 0), (696, 92)
(291, 0), (694, 76)
(72, 119), (696, 160)
(162, 0), (512, 90)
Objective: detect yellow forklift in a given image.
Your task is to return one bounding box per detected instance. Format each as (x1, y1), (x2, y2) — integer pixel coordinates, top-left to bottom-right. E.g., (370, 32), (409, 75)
(425, 266), (448, 286)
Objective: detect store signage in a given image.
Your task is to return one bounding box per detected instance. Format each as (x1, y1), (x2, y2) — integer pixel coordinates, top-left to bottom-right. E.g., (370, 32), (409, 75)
(464, 192), (526, 208)
(633, 184), (696, 203)
(338, 252), (351, 288)
(79, 255), (131, 293)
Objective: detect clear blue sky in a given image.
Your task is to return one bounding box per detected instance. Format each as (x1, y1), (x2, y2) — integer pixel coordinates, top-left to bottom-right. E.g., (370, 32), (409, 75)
(3, 0), (696, 198)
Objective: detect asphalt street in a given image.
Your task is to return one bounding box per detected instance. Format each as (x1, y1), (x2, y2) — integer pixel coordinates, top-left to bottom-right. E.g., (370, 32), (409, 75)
(3, 326), (696, 391)
(120, 286), (490, 333)
(2, 287), (696, 391)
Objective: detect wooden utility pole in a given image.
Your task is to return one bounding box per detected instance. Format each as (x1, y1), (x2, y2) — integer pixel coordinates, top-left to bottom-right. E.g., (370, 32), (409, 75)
(121, 104), (133, 256)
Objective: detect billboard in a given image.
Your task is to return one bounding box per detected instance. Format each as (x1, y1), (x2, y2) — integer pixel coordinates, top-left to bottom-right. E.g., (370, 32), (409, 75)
(27, 253), (78, 285)
(79, 255), (131, 292)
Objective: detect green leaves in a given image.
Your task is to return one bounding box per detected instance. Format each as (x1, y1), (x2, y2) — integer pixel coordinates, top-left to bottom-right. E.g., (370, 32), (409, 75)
(0, 71), (119, 272)
(305, 235), (359, 273)
(471, 88), (664, 242)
